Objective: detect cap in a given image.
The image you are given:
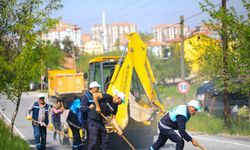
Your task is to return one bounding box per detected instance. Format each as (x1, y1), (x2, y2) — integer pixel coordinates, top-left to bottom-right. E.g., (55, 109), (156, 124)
(117, 91), (125, 103)
(188, 99), (202, 111)
(38, 93), (45, 99)
(89, 81), (102, 89)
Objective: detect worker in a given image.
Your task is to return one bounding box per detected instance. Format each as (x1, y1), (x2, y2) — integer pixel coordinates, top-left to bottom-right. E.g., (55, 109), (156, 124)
(79, 81), (102, 149)
(27, 93), (50, 150)
(149, 99), (202, 150)
(67, 81), (101, 150)
(88, 90), (125, 150)
(51, 100), (64, 143)
(66, 98), (84, 150)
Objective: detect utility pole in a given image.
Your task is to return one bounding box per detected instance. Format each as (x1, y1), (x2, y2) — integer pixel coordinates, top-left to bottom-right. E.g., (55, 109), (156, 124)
(180, 15), (185, 81)
(180, 15), (186, 102)
(102, 10), (108, 52)
(73, 25), (77, 71)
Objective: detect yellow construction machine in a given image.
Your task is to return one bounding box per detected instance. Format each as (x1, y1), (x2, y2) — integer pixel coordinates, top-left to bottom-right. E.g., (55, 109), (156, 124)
(87, 32), (165, 149)
(48, 69), (85, 108)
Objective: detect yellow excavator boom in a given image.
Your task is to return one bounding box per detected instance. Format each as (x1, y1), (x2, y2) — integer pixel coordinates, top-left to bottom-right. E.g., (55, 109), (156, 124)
(107, 32), (165, 129)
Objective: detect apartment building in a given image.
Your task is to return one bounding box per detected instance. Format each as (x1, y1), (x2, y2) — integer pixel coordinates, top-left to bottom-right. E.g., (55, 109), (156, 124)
(84, 40), (104, 55)
(91, 22), (137, 51)
(152, 24), (189, 42)
(41, 21), (81, 48)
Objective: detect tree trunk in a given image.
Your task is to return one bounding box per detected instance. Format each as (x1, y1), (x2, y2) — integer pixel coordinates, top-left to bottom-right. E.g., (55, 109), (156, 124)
(221, 0), (230, 126)
(10, 95), (21, 135)
(248, 93), (250, 122)
(223, 90), (230, 125)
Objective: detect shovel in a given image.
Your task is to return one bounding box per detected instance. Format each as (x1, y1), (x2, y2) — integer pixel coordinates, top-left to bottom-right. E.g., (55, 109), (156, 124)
(99, 112), (136, 150)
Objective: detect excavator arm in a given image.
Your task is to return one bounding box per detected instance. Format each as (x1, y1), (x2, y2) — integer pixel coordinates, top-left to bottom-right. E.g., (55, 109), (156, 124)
(107, 32), (165, 130)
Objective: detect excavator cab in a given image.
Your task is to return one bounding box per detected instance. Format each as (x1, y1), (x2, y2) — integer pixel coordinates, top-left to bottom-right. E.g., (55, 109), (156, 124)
(89, 56), (151, 104)
(87, 33), (165, 149)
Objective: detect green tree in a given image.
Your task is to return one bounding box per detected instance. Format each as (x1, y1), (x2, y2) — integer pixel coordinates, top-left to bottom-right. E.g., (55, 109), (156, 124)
(77, 53), (94, 73)
(53, 39), (61, 50)
(200, 0), (250, 124)
(113, 38), (121, 51)
(149, 44), (191, 85)
(41, 41), (64, 70)
(139, 32), (153, 43)
(0, 0), (62, 133)
(62, 36), (74, 54)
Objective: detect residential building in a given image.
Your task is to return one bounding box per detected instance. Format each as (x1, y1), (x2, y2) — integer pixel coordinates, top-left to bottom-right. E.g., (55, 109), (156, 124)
(147, 41), (171, 60)
(91, 22), (137, 51)
(84, 40), (104, 55)
(152, 24), (189, 42)
(41, 21), (81, 48)
(81, 33), (91, 43)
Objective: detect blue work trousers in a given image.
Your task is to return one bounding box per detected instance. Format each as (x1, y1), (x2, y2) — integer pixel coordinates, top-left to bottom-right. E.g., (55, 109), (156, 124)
(150, 125), (184, 150)
(88, 122), (109, 150)
(33, 125), (47, 150)
(69, 123), (83, 150)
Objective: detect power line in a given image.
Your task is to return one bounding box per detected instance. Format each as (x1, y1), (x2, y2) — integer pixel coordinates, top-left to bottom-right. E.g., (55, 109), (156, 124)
(185, 0), (228, 21)
(107, 0), (144, 14)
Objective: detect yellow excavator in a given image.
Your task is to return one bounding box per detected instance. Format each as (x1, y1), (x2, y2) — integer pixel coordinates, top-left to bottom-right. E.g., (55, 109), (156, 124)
(87, 32), (165, 149)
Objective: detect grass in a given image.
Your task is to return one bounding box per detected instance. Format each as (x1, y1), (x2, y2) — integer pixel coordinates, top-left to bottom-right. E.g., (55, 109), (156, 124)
(0, 119), (30, 150)
(187, 112), (250, 136)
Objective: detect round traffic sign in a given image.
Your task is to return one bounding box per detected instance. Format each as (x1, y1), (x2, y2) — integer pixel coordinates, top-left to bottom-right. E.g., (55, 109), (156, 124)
(177, 80), (191, 94)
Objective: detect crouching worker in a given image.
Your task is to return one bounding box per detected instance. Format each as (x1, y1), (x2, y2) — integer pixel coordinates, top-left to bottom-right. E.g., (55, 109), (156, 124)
(149, 100), (202, 150)
(88, 91), (125, 150)
(66, 98), (86, 150)
(27, 93), (50, 150)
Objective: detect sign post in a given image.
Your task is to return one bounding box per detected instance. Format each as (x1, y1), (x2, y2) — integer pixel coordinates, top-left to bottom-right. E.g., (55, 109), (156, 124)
(177, 80), (191, 102)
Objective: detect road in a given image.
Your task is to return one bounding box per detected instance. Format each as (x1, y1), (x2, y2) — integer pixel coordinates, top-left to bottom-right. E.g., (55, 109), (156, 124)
(0, 92), (250, 150)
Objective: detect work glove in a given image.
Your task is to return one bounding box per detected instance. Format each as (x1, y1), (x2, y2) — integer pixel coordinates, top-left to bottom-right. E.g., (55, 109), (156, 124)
(26, 115), (32, 120)
(48, 123), (53, 130)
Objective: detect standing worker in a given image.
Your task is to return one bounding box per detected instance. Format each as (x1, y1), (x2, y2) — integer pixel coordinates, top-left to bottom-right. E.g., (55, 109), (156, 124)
(88, 91), (125, 150)
(27, 93), (50, 150)
(79, 81), (102, 149)
(51, 100), (64, 143)
(66, 81), (101, 150)
(149, 100), (202, 150)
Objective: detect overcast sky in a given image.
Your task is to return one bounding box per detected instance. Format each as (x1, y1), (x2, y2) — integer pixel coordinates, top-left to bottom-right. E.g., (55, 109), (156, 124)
(53, 0), (248, 33)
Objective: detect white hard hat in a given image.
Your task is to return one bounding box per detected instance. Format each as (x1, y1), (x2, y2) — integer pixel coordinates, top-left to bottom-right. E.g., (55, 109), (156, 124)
(38, 93), (45, 98)
(188, 99), (202, 111)
(117, 91), (125, 103)
(89, 81), (102, 89)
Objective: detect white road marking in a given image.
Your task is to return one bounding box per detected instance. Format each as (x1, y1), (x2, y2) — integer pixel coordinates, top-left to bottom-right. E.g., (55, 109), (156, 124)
(193, 136), (250, 148)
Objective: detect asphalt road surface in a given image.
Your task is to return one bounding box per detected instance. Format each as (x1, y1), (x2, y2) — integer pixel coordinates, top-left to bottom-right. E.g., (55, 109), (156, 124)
(0, 92), (250, 150)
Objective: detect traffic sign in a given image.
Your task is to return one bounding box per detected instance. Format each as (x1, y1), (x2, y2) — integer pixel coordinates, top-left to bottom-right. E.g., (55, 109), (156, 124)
(177, 80), (191, 94)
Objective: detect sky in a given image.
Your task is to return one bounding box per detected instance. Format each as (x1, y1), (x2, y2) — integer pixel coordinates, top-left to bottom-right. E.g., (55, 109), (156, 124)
(53, 0), (248, 34)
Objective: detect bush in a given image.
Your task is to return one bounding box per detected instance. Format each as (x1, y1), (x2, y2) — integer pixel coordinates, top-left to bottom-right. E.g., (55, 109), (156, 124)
(238, 105), (250, 120)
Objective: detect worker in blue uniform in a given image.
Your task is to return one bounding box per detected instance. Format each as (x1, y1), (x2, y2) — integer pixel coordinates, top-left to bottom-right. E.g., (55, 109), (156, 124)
(87, 91), (125, 150)
(79, 81), (102, 149)
(27, 93), (50, 150)
(149, 100), (202, 150)
(66, 81), (101, 150)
